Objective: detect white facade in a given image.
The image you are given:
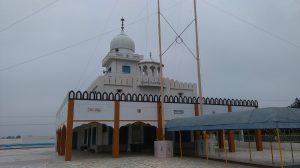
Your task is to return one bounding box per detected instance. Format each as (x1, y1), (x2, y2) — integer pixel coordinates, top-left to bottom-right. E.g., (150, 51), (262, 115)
(56, 25), (258, 155)
(87, 29), (196, 98)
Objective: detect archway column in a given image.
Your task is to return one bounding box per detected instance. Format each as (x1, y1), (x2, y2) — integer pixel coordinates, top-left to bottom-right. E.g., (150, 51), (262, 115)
(65, 99), (74, 161)
(113, 101), (120, 158)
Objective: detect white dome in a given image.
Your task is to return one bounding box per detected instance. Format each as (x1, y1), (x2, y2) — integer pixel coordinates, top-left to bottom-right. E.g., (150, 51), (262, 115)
(110, 30), (135, 53)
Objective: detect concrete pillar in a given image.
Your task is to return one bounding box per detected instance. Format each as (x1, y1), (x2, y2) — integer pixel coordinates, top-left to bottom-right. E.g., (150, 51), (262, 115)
(65, 99), (74, 161)
(227, 105), (236, 152)
(255, 129), (263, 151)
(113, 101), (120, 158)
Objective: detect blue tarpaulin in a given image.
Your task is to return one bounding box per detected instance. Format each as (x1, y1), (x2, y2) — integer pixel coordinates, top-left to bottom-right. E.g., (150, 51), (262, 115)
(166, 107), (300, 131)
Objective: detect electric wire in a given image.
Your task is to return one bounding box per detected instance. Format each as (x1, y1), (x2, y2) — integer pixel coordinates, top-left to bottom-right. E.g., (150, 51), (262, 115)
(160, 13), (196, 58)
(0, 123), (56, 126)
(203, 0), (300, 49)
(0, 0), (185, 73)
(75, 0), (120, 90)
(0, 0), (60, 33)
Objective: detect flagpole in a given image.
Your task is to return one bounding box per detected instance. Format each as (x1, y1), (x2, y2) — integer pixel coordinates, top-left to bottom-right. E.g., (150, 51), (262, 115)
(193, 0), (204, 116)
(157, 0), (165, 139)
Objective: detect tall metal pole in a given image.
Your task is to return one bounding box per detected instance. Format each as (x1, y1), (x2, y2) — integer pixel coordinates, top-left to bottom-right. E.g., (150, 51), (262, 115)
(193, 0), (204, 116)
(157, 0), (165, 139)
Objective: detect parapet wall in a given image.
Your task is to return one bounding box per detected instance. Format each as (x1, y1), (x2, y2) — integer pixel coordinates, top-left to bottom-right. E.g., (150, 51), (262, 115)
(102, 75), (195, 90)
(68, 90), (258, 107)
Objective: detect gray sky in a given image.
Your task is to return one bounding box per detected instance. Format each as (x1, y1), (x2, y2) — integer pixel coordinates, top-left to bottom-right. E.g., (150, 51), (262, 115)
(0, 0), (299, 137)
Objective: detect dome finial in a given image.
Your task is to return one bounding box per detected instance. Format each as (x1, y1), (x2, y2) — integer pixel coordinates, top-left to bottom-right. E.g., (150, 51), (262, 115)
(121, 17), (125, 31)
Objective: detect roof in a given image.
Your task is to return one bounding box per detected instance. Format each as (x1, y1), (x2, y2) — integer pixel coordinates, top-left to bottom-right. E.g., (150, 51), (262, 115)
(166, 107), (300, 131)
(138, 58), (160, 64)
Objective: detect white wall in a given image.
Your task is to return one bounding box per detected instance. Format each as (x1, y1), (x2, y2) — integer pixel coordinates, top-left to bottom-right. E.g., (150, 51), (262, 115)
(203, 105), (228, 115)
(73, 100), (114, 121)
(120, 102), (157, 121)
(165, 103), (195, 120)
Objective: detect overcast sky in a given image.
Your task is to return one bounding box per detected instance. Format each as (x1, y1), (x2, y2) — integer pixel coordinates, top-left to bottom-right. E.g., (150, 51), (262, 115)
(0, 0), (299, 137)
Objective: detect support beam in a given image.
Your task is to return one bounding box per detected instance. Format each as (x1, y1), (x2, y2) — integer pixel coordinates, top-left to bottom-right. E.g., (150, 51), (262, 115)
(227, 105), (235, 152)
(228, 130), (236, 152)
(255, 129), (263, 151)
(218, 130), (224, 149)
(156, 102), (163, 140)
(65, 99), (74, 161)
(254, 105), (263, 151)
(113, 101), (120, 158)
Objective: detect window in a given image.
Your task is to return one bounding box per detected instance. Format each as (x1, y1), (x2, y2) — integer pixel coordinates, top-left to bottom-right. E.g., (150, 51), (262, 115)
(122, 65), (131, 74)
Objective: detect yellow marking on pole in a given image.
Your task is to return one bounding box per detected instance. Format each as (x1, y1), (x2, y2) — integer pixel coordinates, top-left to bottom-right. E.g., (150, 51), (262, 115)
(276, 128), (284, 168)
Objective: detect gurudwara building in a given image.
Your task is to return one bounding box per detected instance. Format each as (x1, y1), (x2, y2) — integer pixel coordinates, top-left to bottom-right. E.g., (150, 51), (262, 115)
(56, 21), (259, 161)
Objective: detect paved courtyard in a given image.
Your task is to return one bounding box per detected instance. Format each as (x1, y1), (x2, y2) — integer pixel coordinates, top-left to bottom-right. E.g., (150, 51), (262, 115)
(0, 148), (257, 168)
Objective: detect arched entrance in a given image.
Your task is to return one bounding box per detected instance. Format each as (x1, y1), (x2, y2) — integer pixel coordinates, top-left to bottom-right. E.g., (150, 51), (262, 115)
(72, 122), (113, 153)
(119, 122), (156, 154)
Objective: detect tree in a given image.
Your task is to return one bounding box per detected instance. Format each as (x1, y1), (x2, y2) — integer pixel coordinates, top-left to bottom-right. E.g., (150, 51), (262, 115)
(289, 98), (300, 108)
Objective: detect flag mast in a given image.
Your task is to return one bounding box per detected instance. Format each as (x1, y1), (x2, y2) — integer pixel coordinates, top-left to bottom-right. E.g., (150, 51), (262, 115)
(193, 0), (204, 116)
(157, 0), (165, 139)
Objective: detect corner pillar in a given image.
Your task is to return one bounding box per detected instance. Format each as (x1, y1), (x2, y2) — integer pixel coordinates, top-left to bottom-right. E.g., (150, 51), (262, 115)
(65, 99), (74, 161)
(113, 101), (120, 158)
